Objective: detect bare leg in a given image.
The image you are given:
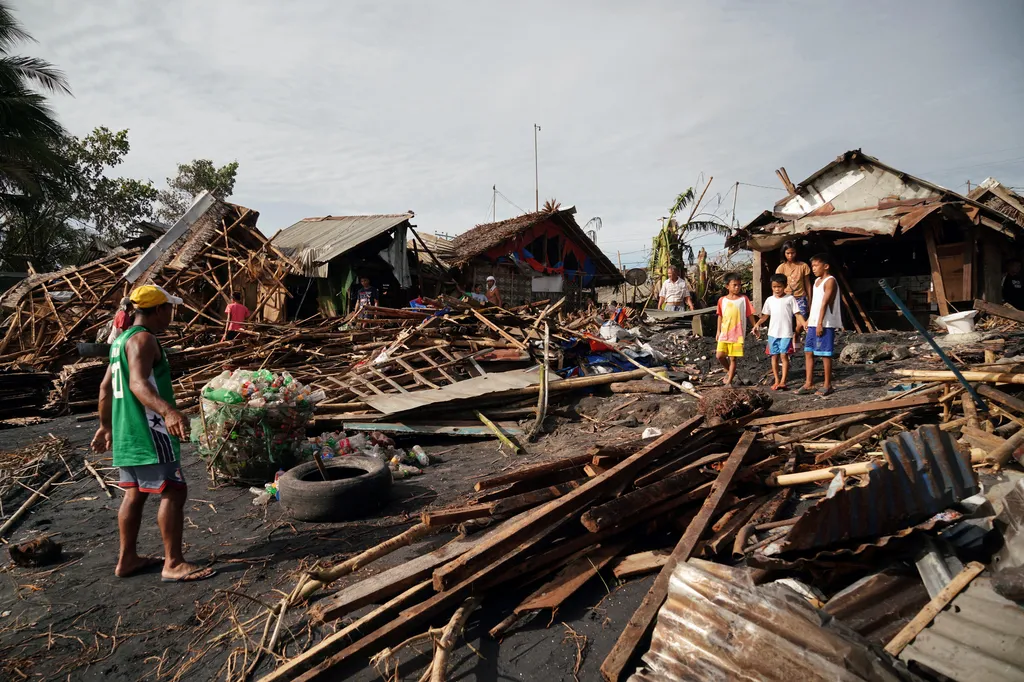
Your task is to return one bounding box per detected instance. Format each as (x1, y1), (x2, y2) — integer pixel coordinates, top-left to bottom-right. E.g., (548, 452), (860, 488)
(822, 357), (833, 391)
(159, 486), (214, 581)
(716, 351), (730, 372)
(770, 355), (780, 389)
(115, 487), (156, 577)
(726, 357), (737, 386)
(780, 353), (790, 387)
(802, 351), (815, 390)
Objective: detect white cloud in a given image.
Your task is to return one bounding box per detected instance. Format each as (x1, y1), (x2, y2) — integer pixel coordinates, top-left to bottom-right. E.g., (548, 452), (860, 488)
(18, 0), (1024, 266)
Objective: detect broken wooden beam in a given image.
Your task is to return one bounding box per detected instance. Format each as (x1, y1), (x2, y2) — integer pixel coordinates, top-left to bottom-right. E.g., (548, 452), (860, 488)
(581, 467), (710, 533)
(421, 504), (492, 527)
(973, 298), (1024, 325)
(611, 549), (671, 579)
(600, 430), (758, 682)
(813, 411), (911, 464)
(513, 542), (625, 614)
(895, 369), (1024, 385)
(747, 395), (938, 427)
(431, 416), (705, 592)
(976, 383), (1024, 414)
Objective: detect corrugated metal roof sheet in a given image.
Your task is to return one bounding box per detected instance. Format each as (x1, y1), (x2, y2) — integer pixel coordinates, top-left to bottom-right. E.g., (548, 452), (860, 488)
(900, 576), (1024, 681)
(271, 214), (412, 268)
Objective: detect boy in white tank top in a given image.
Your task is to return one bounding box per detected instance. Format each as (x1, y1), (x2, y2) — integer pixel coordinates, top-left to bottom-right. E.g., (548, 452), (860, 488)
(797, 254), (842, 396)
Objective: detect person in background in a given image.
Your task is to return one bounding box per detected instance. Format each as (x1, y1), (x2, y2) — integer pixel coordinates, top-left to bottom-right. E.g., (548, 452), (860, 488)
(222, 291), (250, 341)
(799, 254), (843, 397)
(776, 241), (813, 319)
(106, 297), (134, 344)
(356, 276), (379, 309)
(470, 284), (488, 304)
(485, 275), (503, 307)
(1003, 260), (1024, 309)
(657, 266), (694, 311)
(92, 285), (216, 583)
(753, 274), (806, 391)
(715, 273), (758, 386)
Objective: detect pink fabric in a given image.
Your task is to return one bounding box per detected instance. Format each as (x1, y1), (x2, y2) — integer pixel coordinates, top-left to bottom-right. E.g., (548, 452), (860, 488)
(225, 303), (250, 331)
(716, 295), (755, 343)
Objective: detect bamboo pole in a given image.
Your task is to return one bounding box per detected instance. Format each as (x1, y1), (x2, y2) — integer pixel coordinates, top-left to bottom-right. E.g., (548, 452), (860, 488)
(475, 411), (521, 454)
(0, 471), (63, 538)
(895, 369), (1024, 384)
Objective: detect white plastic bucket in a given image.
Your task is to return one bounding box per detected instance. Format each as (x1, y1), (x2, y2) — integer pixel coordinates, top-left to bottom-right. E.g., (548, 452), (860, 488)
(938, 310), (978, 334)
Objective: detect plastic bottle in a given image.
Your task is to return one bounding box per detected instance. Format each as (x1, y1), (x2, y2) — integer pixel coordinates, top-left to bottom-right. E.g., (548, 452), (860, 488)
(411, 445), (430, 466)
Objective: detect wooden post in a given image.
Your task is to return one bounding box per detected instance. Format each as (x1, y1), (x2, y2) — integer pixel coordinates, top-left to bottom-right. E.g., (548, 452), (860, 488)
(980, 232), (1002, 303)
(884, 561), (985, 656)
(963, 222), (975, 301)
(751, 250), (765, 311)
(924, 225), (950, 316)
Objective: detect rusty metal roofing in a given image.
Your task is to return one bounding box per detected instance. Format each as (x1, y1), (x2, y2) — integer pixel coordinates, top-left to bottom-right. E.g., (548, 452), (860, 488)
(899, 575), (1024, 681)
(630, 558), (905, 682)
(823, 569), (930, 646)
(271, 213), (413, 267)
(775, 426), (979, 555)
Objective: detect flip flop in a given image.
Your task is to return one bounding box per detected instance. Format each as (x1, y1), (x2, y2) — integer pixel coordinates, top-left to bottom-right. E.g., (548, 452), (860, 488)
(815, 387), (835, 397)
(795, 387), (814, 395)
(114, 556), (164, 578)
(776, 385), (789, 391)
(162, 567), (218, 583)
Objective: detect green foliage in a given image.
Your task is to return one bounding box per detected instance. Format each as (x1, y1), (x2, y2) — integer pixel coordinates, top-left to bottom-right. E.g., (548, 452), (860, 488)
(0, 1), (71, 205)
(154, 159), (239, 223)
(648, 186), (731, 282)
(0, 127), (157, 271)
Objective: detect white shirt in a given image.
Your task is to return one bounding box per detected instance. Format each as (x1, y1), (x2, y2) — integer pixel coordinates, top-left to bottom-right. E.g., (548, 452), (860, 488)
(761, 294), (800, 339)
(659, 277), (691, 303)
(808, 275), (843, 329)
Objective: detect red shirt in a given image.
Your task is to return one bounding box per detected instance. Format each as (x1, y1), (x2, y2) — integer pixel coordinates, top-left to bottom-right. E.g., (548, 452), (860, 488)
(112, 310), (128, 332)
(225, 302), (250, 331)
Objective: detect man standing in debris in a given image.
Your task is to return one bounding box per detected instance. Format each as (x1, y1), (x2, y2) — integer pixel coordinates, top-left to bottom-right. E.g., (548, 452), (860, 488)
(356, 276), (379, 309)
(222, 291), (250, 341)
(1003, 260), (1024, 310)
(92, 285), (216, 583)
(485, 275), (503, 307)
(657, 266), (694, 311)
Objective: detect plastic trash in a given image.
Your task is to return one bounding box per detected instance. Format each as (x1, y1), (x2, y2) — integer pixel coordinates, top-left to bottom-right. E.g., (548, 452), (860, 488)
(642, 427), (663, 439)
(411, 445), (430, 467)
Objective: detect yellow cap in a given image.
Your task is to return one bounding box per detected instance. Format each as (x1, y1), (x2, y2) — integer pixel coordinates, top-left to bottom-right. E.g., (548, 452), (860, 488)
(130, 285), (183, 309)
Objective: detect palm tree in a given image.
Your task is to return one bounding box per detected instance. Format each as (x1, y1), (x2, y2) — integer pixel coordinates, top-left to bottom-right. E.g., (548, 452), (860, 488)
(0, 2), (71, 204)
(649, 186), (730, 276)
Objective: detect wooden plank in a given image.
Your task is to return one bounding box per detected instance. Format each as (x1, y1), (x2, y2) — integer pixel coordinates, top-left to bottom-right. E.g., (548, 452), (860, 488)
(488, 481), (581, 516)
(925, 225), (950, 316)
(961, 425), (1006, 451)
(963, 223), (975, 301)
(582, 467), (711, 533)
(432, 416), (705, 592)
(474, 451), (600, 491)
(421, 504), (492, 527)
(974, 298), (1024, 324)
(583, 464), (606, 477)
(471, 309), (527, 350)
(260, 581), (433, 682)
(895, 369), (1024, 385)
(747, 395), (937, 427)
(514, 542), (625, 613)
(611, 550), (671, 579)
(369, 368), (410, 393)
(311, 535), (479, 623)
(976, 384), (1024, 414)
(884, 561), (985, 656)
(813, 411), (911, 464)
(601, 430), (758, 682)
(836, 268), (875, 333)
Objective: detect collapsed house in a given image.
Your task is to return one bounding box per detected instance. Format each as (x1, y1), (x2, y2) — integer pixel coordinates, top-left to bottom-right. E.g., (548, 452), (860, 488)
(271, 213), (421, 318)
(0, 193), (293, 369)
(731, 150), (1024, 330)
(448, 206), (623, 309)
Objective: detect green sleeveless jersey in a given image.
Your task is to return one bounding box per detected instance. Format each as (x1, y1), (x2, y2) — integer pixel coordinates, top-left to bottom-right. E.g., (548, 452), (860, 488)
(109, 326), (180, 467)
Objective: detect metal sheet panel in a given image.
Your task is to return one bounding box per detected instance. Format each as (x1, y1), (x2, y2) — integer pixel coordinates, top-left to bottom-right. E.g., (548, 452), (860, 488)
(900, 577), (1024, 682)
(775, 425), (979, 554)
(271, 214), (412, 272)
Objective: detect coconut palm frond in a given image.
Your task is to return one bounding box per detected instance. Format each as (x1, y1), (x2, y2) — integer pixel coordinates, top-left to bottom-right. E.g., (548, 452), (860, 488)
(541, 198), (561, 213)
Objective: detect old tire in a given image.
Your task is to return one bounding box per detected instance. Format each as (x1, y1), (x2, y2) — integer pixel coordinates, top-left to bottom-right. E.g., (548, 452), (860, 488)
(277, 456), (392, 522)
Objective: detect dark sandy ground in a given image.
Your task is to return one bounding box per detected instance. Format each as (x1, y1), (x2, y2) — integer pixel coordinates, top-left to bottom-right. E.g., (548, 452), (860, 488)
(0, 331), (942, 681)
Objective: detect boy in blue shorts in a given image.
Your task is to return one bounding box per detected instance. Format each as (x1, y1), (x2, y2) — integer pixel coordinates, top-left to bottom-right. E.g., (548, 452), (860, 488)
(752, 274), (805, 390)
(798, 254), (843, 396)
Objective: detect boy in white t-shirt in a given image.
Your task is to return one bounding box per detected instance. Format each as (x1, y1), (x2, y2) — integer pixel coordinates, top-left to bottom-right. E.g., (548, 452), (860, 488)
(752, 274), (806, 391)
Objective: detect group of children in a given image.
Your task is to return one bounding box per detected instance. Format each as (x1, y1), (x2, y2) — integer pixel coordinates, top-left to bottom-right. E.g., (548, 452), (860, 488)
(715, 241), (841, 396)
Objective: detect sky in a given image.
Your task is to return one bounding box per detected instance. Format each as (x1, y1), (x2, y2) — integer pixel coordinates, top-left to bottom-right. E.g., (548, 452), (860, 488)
(20, 0), (1024, 269)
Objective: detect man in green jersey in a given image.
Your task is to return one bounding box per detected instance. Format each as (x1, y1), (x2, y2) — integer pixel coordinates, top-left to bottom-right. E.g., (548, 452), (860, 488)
(92, 285), (216, 583)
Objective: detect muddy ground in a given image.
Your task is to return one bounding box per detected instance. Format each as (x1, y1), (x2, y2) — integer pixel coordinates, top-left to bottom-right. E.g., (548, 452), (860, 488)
(0, 327), (999, 681)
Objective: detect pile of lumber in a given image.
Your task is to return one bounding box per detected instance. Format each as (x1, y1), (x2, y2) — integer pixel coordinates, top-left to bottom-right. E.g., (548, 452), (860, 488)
(260, 415), (774, 681)
(0, 368), (54, 419)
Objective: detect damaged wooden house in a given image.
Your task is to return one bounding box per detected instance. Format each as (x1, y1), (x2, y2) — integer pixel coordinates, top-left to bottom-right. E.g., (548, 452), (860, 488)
(0, 192), (293, 368)
(447, 205), (623, 309)
(272, 213), (441, 318)
(730, 150), (1024, 330)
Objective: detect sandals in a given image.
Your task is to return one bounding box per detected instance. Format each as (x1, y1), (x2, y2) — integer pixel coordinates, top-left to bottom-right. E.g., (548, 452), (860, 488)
(162, 566), (218, 583)
(815, 387), (835, 397)
(795, 386), (815, 395)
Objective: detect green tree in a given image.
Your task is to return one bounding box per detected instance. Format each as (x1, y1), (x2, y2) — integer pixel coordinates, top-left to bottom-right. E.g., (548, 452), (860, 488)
(0, 1), (71, 206)
(649, 187), (730, 271)
(154, 159), (239, 223)
(0, 127), (157, 272)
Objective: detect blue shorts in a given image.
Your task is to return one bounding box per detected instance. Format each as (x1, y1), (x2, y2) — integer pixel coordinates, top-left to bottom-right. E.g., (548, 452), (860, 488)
(765, 336), (793, 356)
(804, 327), (835, 357)
(794, 296), (809, 317)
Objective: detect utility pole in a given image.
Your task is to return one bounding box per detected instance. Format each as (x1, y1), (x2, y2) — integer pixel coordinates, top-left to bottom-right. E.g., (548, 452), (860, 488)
(967, 179), (972, 193)
(732, 181), (739, 227)
(534, 124), (541, 212)
(492, 185), (496, 222)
